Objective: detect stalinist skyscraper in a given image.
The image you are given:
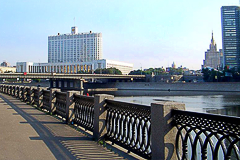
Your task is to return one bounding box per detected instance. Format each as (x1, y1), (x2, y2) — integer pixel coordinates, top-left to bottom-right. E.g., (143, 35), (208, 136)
(203, 32), (223, 69)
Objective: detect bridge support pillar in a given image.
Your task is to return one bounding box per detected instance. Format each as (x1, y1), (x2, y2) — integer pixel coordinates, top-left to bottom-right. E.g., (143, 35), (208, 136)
(80, 79), (84, 90)
(151, 101), (185, 160)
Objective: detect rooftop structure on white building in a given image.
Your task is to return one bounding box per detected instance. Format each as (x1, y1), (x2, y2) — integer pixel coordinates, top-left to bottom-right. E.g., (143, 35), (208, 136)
(16, 26), (133, 75)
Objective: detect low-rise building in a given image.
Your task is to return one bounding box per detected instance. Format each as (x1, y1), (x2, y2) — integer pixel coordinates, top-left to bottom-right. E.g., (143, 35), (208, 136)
(16, 59), (133, 75)
(0, 66), (16, 73)
(1, 61), (11, 67)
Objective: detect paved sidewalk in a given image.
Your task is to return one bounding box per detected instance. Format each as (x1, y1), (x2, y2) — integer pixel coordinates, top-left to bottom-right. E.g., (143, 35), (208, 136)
(0, 93), (126, 160)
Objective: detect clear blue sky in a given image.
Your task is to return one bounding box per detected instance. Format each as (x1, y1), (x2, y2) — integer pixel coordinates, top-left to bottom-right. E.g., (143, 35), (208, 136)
(0, 0), (239, 70)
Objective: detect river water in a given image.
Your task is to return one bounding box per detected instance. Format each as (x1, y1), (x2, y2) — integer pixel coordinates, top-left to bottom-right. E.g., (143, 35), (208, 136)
(90, 90), (240, 117)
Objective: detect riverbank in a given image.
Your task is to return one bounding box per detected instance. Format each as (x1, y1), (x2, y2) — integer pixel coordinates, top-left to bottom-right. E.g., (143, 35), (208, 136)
(86, 82), (240, 92)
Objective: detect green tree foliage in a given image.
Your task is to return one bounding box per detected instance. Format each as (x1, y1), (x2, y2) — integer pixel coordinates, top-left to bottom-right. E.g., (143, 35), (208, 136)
(168, 68), (183, 75)
(77, 70), (92, 74)
(129, 67), (184, 75)
(129, 68), (166, 75)
(202, 66), (240, 82)
(94, 67), (122, 75)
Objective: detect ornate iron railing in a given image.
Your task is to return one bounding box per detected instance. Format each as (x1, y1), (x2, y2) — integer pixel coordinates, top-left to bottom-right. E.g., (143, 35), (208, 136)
(15, 86), (19, 98)
(172, 110), (240, 160)
(105, 99), (151, 159)
(42, 90), (50, 111)
(55, 91), (67, 118)
(20, 87), (25, 101)
(73, 95), (94, 132)
(12, 86), (15, 97)
(32, 88), (39, 106)
(9, 86), (12, 96)
(26, 87), (31, 103)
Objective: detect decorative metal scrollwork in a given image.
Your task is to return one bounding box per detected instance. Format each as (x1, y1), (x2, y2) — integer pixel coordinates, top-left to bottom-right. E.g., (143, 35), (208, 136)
(105, 99), (151, 159)
(26, 88), (31, 103)
(32, 89), (39, 106)
(73, 95), (94, 132)
(42, 90), (50, 111)
(55, 92), (67, 118)
(173, 110), (240, 160)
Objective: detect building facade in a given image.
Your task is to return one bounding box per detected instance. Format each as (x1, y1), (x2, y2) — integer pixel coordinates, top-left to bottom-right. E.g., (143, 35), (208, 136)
(1, 61), (11, 67)
(203, 32), (223, 69)
(0, 66), (16, 73)
(16, 26), (133, 75)
(221, 6), (240, 68)
(16, 60), (133, 75)
(48, 26), (102, 63)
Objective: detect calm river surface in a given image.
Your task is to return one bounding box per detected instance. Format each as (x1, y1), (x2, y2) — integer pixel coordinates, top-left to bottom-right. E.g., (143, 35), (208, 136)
(91, 90), (240, 117)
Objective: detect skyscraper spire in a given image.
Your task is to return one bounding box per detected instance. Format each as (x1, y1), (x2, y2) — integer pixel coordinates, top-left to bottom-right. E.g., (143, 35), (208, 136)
(211, 31), (215, 45)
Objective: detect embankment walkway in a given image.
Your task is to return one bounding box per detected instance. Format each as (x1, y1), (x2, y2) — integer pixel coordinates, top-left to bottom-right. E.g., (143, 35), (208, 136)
(0, 93), (126, 160)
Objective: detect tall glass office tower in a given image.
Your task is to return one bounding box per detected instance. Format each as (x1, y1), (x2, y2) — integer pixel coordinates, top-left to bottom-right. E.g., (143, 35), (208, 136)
(221, 6), (240, 69)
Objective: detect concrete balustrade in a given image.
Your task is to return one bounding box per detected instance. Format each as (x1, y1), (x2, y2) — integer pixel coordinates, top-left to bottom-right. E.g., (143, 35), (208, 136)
(151, 101), (185, 160)
(0, 84), (186, 159)
(66, 91), (80, 124)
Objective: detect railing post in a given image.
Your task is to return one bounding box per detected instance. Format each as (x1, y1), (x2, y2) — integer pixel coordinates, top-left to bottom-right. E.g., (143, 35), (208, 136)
(66, 91), (80, 124)
(93, 94), (114, 141)
(151, 101), (185, 160)
(38, 87), (45, 108)
(49, 88), (61, 114)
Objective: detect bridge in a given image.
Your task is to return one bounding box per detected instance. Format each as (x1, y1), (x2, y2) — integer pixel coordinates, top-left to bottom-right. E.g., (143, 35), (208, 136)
(0, 73), (145, 80)
(1, 84), (240, 159)
(0, 73), (146, 90)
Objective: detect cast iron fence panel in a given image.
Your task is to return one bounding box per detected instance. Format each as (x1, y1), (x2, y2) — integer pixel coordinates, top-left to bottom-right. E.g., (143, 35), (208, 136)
(105, 99), (151, 159)
(6, 86), (9, 94)
(9, 86), (12, 96)
(42, 90), (50, 111)
(26, 87), (31, 103)
(172, 110), (240, 160)
(16, 86), (19, 98)
(12, 86), (15, 97)
(32, 88), (39, 106)
(20, 87), (24, 101)
(73, 95), (94, 132)
(55, 91), (67, 119)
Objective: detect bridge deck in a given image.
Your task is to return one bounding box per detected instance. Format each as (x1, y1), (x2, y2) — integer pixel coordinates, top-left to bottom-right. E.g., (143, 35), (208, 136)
(0, 93), (128, 160)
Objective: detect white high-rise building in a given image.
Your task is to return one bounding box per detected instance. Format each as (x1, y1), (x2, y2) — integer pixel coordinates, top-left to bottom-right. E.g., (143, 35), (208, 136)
(16, 26), (134, 75)
(48, 26), (102, 63)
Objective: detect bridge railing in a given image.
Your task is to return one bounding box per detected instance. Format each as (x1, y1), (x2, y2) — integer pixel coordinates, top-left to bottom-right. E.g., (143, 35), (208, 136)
(1, 84), (240, 160)
(73, 94), (94, 132)
(172, 110), (240, 160)
(42, 89), (51, 112)
(55, 91), (67, 119)
(105, 99), (151, 159)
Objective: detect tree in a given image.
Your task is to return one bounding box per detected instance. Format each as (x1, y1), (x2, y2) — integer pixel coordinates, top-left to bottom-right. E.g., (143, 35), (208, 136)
(94, 67), (122, 75)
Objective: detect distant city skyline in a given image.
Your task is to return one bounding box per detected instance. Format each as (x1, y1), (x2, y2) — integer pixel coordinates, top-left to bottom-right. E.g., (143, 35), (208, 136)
(0, 0), (239, 70)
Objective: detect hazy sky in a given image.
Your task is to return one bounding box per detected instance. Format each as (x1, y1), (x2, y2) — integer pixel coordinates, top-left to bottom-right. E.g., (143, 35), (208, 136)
(0, 0), (239, 70)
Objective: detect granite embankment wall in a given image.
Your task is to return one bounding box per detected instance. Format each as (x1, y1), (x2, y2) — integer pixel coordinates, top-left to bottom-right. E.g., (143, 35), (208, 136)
(96, 82), (240, 92)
